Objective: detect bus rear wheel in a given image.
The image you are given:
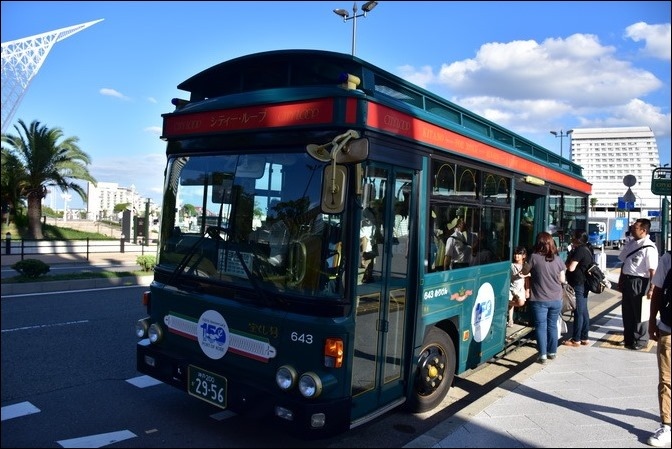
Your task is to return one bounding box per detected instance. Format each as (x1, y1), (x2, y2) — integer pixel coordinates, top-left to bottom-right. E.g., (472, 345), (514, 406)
(408, 326), (456, 413)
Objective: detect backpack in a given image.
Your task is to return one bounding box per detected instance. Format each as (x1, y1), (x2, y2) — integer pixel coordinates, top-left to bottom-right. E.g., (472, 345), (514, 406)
(585, 262), (609, 294)
(660, 252), (672, 328)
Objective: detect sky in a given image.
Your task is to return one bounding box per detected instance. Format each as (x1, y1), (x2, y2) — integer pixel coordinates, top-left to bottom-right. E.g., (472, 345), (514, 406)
(2, 1), (670, 211)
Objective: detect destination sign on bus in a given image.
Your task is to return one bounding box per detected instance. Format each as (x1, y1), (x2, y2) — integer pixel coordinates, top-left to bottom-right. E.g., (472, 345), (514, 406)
(163, 99), (334, 138)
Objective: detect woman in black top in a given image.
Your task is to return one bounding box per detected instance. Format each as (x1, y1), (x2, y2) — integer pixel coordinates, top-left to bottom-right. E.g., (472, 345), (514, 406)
(564, 230), (594, 346)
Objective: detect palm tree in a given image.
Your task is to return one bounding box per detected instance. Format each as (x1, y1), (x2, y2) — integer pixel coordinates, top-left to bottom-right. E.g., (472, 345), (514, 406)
(1, 119), (97, 239)
(590, 197), (598, 212)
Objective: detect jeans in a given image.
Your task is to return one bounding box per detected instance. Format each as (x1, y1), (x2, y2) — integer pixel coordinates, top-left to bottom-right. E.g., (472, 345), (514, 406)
(531, 299), (563, 357)
(570, 283), (590, 342)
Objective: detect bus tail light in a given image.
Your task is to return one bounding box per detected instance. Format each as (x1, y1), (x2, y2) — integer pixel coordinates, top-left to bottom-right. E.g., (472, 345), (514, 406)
(324, 338), (343, 368)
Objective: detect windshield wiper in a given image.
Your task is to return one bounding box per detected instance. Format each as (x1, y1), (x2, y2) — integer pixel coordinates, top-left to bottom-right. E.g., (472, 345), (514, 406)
(205, 225), (279, 307)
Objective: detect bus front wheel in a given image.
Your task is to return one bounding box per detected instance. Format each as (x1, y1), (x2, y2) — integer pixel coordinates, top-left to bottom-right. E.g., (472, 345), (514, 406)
(408, 326), (456, 413)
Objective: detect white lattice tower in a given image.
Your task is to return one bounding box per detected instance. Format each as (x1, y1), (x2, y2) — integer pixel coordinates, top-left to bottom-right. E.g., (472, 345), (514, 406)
(1, 19), (104, 134)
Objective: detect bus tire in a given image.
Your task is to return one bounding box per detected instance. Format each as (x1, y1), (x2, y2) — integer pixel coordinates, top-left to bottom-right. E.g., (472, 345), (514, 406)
(408, 326), (456, 413)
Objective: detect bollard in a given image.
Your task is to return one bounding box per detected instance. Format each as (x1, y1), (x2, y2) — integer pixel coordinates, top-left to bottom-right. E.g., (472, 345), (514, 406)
(5, 232), (10, 255)
(120, 234), (125, 253)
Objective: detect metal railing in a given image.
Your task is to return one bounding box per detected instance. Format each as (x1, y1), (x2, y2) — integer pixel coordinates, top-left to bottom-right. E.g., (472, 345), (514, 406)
(4, 236), (156, 261)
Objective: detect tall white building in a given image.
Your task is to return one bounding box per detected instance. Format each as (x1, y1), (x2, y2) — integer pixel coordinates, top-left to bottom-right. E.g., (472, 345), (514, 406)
(569, 126), (661, 219)
(87, 181), (143, 220)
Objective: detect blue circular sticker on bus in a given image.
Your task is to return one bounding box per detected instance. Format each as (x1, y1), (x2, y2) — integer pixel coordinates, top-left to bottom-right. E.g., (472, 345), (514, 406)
(197, 310), (230, 359)
(471, 283), (495, 343)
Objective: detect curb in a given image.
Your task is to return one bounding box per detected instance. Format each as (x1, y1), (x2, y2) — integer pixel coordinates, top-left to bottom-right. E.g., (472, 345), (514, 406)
(1, 275), (154, 296)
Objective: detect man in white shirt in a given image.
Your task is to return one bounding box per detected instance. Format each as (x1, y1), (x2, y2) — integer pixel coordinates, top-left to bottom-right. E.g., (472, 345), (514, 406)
(443, 217), (472, 270)
(618, 218), (658, 350)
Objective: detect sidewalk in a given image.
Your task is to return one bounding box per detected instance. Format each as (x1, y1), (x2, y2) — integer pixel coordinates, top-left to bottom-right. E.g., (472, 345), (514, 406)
(405, 268), (661, 448)
(1, 249), (155, 296)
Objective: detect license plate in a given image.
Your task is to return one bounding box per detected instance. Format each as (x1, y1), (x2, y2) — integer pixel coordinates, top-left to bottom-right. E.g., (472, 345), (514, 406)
(188, 365), (227, 409)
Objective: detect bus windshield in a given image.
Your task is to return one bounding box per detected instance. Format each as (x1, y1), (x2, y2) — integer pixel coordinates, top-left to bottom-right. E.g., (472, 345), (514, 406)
(157, 151), (344, 301)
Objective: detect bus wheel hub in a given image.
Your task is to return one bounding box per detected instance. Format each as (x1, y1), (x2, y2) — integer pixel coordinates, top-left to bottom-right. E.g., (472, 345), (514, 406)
(417, 346), (446, 394)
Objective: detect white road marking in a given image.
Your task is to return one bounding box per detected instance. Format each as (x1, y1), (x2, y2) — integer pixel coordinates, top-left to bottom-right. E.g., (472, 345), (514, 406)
(1, 320), (89, 333)
(126, 375), (162, 388)
(1, 401), (41, 421)
(57, 430), (136, 448)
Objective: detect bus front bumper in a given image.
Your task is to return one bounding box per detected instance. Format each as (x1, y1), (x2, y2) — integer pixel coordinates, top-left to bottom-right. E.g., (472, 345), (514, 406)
(136, 340), (350, 437)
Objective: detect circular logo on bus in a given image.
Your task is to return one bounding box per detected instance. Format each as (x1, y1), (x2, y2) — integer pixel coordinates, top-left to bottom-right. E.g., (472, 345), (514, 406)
(197, 310), (230, 359)
(471, 283), (495, 343)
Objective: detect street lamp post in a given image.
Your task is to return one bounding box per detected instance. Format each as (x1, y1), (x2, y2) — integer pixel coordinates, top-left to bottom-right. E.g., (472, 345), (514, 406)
(550, 129), (573, 160)
(333, 1), (378, 56)
(61, 193), (71, 223)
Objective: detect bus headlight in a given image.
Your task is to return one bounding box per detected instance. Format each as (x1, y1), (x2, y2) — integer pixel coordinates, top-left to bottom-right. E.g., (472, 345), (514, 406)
(298, 372), (322, 398)
(276, 365), (298, 391)
(135, 318), (150, 338)
(148, 323), (163, 344)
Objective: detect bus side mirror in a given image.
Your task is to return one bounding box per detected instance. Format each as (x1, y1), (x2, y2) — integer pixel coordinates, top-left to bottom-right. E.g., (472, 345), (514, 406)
(321, 164), (347, 214)
(334, 138), (369, 164)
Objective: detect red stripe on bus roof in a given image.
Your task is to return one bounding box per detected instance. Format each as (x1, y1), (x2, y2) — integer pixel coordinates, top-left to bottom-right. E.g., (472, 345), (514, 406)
(366, 103), (591, 193)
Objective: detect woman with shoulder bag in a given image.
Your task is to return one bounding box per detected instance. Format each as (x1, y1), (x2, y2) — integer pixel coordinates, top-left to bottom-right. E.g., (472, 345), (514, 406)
(564, 230), (594, 347)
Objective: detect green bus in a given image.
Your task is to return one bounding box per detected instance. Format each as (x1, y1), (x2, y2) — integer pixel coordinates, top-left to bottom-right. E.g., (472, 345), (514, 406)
(135, 49), (591, 437)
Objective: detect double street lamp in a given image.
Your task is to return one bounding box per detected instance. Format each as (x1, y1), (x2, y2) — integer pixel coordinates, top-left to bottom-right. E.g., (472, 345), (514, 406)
(550, 129), (573, 160)
(333, 1), (378, 56)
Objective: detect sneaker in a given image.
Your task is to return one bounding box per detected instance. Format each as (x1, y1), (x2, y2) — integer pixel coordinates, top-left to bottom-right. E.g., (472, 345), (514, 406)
(537, 355), (547, 364)
(548, 353), (556, 360)
(647, 424), (671, 447)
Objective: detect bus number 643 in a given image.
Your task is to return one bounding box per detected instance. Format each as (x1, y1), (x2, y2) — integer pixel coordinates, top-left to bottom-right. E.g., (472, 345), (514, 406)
(291, 332), (313, 344)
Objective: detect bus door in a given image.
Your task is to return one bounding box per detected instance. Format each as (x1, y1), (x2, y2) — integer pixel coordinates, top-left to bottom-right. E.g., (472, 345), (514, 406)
(350, 165), (414, 421)
(514, 183), (548, 253)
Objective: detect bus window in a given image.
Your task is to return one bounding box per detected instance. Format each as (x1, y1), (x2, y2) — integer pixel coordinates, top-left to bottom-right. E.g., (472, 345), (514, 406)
(429, 161), (509, 272)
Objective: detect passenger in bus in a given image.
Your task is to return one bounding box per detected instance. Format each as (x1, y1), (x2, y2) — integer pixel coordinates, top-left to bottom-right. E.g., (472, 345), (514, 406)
(527, 231), (566, 364)
(360, 208), (377, 283)
(443, 217), (472, 269)
(471, 232), (497, 266)
(508, 246), (530, 327)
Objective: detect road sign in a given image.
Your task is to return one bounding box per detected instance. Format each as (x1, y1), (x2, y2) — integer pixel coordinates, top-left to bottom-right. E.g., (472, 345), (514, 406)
(651, 167), (671, 195)
(622, 188), (636, 203)
(617, 197), (635, 210)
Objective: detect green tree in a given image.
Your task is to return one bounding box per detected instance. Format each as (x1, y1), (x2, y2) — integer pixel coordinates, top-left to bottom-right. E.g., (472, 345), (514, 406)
(1, 119), (97, 239)
(114, 203), (131, 214)
(1, 147), (29, 225)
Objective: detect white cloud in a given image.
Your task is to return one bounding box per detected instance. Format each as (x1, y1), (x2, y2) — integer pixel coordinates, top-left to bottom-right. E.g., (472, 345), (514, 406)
(625, 22), (671, 61)
(144, 126), (162, 135)
(147, 97), (158, 103)
(99, 88), (131, 100)
(396, 30), (668, 140)
(90, 152), (165, 204)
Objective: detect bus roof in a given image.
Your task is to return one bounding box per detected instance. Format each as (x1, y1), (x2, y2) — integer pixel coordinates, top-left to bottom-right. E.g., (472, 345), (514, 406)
(172, 49), (587, 183)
